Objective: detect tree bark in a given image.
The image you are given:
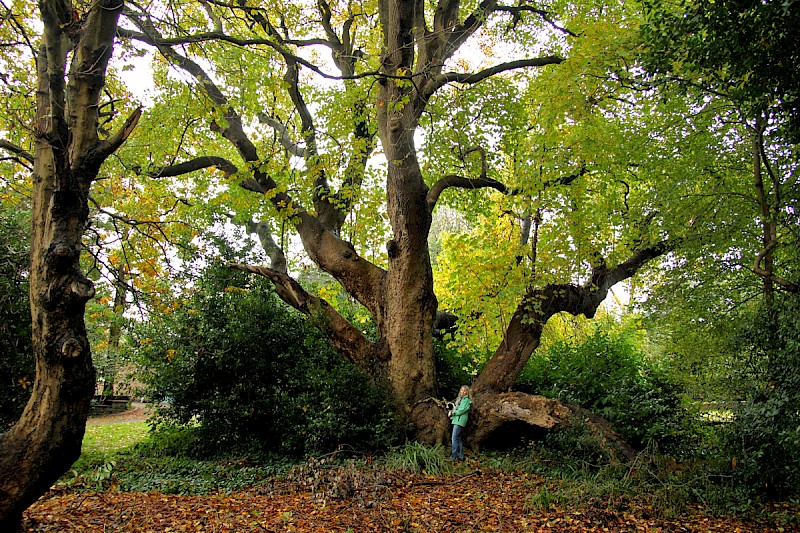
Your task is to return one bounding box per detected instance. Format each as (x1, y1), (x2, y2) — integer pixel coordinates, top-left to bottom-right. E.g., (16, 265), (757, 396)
(467, 392), (636, 461)
(0, 1), (134, 529)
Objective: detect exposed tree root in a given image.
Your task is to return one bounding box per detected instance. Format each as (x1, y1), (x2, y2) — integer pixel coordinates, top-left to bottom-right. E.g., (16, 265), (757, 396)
(467, 391), (637, 462)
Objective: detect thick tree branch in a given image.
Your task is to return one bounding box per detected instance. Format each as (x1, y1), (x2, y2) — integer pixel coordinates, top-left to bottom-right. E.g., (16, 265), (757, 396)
(474, 239), (672, 394)
(427, 146), (501, 209)
(91, 107), (142, 163)
(144, 156), (238, 178)
(245, 220), (287, 274)
(38, 0), (73, 148)
(257, 114), (306, 157)
(125, 10), (387, 313)
(228, 262), (378, 369)
(443, 0), (498, 61)
(427, 175), (509, 211)
(317, 0), (350, 74)
(427, 57), (563, 96)
(239, 2), (365, 235)
(198, 0), (223, 33)
(0, 139), (34, 167)
(68, 0), (127, 161)
(427, 159), (587, 212)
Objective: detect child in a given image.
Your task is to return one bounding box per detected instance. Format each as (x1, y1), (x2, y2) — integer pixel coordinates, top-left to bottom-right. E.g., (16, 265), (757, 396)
(450, 385), (471, 461)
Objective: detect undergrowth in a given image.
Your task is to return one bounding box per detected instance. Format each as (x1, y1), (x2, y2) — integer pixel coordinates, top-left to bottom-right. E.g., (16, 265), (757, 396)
(384, 441), (452, 475)
(61, 419), (798, 528)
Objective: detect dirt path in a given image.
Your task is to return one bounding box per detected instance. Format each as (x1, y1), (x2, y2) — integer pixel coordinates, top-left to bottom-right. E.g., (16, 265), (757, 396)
(87, 402), (153, 426)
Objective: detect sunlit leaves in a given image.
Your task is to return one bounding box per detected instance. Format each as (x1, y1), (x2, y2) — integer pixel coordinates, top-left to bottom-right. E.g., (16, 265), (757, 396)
(435, 206), (528, 356)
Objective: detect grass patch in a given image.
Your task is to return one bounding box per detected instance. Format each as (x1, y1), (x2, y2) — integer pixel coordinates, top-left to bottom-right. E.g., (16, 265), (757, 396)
(74, 422), (150, 469)
(64, 421), (294, 495)
(82, 423), (150, 455)
(385, 442), (453, 475)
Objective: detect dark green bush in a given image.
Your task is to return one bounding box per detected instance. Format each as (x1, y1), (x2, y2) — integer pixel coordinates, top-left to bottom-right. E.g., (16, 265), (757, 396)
(519, 326), (688, 451)
(0, 208), (33, 428)
(434, 337), (480, 399)
(722, 295), (800, 498)
(135, 264), (400, 457)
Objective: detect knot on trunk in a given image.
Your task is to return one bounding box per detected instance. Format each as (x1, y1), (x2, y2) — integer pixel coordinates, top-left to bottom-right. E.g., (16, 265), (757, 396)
(70, 278), (95, 301)
(48, 242), (79, 268)
(43, 276), (94, 310)
(61, 336), (85, 359)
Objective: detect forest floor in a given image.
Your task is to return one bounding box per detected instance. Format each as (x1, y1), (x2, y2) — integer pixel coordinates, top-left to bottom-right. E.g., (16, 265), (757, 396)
(23, 473), (798, 532)
(20, 405), (800, 532)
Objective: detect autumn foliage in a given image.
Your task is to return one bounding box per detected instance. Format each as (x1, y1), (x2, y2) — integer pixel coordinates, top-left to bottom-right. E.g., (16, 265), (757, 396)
(23, 467), (795, 532)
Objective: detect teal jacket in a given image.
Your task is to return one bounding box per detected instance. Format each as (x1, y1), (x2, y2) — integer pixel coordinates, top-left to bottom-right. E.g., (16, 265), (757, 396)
(451, 396), (472, 427)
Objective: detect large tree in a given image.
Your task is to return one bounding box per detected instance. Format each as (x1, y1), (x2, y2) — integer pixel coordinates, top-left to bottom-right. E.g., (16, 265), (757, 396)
(0, 0), (139, 528)
(109, 0), (675, 450)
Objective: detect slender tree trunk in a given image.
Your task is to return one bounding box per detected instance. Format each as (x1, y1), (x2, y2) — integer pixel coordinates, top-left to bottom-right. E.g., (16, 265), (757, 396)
(0, 151), (97, 528)
(751, 117), (776, 305)
(0, 71), (97, 530)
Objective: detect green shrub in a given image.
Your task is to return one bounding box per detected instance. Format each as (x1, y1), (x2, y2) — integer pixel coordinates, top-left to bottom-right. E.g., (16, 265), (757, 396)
(519, 326), (688, 451)
(0, 207), (33, 428)
(135, 264), (400, 457)
(722, 295), (800, 498)
(542, 418), (613, 467)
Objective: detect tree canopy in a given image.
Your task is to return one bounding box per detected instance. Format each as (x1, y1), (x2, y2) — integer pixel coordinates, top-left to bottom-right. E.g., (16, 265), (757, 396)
(0, 0), (798, 527)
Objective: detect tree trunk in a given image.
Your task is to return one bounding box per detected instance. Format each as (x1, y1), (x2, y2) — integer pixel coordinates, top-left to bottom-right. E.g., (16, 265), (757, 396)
(0, 90), (97, 533)
(377, 110), (442, 440)
(0, 1), (134, 528)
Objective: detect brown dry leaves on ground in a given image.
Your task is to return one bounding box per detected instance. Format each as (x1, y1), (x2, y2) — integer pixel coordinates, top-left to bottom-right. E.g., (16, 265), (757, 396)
(23, 466), (797, 533)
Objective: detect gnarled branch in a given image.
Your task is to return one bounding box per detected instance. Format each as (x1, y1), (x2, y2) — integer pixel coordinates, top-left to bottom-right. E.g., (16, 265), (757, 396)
(145, 156), (238, 178)
(227, 262), (378, 370)
(474, 239), (672, 394)
(0, 140), (34, 165)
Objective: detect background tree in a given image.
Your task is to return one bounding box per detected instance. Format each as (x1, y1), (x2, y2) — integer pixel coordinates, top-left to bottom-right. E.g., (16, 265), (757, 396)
(0, 0), (140, 528)
(640, 0), (800, 142)
(640, 0), (799, 301)
(636, 0), (799, 393)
